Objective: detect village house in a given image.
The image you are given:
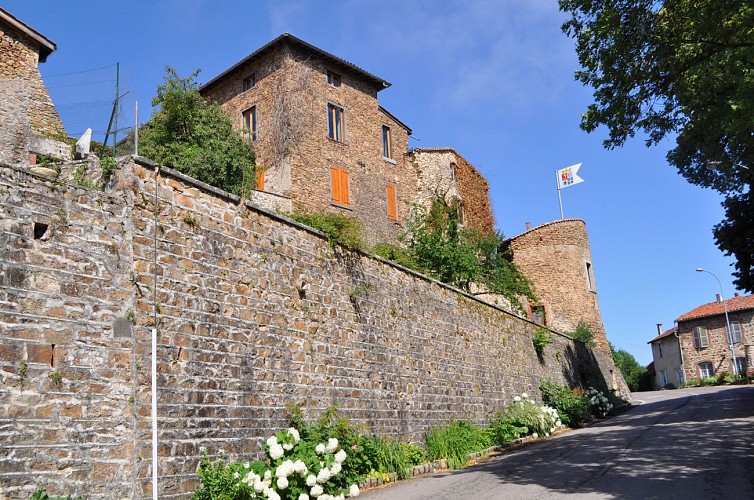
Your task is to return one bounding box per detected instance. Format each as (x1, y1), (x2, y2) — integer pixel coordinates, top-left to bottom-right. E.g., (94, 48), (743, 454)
(199, 33), (494, 244)
(0, 7), (68, 166)
(650, 294), (754, 386)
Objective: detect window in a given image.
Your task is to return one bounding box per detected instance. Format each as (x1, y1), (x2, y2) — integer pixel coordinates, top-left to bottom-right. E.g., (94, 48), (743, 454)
(330, 166), (349, 206)
(450, 162), (457, 181)
(382, 125), (393, 160)
(659, 370), (668, 388)
(242, 74), (256, 91)
(693, 326), (709, 348)
(585, 262), (596, 291)
(735, 357), (747, 374)
(327, 70), (341, 87)
(256, 167), (264, 191)
(458, 202), (466, 226)
(699, 362), (713, 378)
(658, 343), (664, 358)
(676, 368), (685, 386)
(327, 103), (345, 142)
(386, 183), (397, 220)
(730, 322), (743, 344)
(242, 106), (257, 142)
(531, 305), (546, 326)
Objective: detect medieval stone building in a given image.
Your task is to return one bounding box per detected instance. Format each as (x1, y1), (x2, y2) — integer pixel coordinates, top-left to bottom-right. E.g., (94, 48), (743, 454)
(199, 34), (494, 244)
(0, 7), (68, 166)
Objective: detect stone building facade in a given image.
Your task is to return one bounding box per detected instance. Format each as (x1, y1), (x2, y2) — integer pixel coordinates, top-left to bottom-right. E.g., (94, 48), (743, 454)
(407, 147), (495, 234)
(504, 219), (613, 359)
(674, 294), (753, 381)
(0, 8), (68, 166)
(647, 325), (684, 389)
(0, 158), (625, 498)
(200, 34), (415, 244)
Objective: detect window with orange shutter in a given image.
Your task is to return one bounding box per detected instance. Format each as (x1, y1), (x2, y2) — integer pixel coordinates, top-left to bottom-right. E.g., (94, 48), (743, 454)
(256, 169), (264, 191)
(330, 166), (349, 205)
(386, 183), (397, 220)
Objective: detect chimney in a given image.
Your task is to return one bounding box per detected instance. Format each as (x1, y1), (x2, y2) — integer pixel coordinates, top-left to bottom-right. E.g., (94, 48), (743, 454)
(656, 323), (663, 336)
(526, 221), (531, 231)
(716, 293), (722, 303)
(734, 292), (739, 297)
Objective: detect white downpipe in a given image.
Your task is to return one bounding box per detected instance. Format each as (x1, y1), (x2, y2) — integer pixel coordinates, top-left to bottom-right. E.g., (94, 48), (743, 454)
(152, 327), (158, 500)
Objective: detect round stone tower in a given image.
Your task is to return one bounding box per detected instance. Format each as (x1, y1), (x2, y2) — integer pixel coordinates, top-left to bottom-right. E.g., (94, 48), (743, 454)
(506, 219), (611, 356)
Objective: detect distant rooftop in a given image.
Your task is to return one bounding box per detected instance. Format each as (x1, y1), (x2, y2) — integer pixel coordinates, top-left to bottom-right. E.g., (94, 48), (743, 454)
(648, 326), (677, 344)
(200, 33), (391, 92)
(0, 7), (56, 62)
(675, 294), (754, 322)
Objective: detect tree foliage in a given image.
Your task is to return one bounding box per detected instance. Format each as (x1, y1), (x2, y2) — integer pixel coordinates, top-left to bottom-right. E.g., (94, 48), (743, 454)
(375, 198), (536, 311)
(559, 0), (754, 290)
(139, 67), (255, 197)
(609, 342), (648, 392)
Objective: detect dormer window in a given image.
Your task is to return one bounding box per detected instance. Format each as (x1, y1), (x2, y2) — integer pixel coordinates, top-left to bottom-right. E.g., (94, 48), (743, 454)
(327, 70), (341, 87)
(243, 74), (256, 91)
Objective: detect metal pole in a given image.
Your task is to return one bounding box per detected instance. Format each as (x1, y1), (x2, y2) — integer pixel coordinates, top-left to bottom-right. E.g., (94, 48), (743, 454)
(152, 167), (160, 500)
(135, 101), (139, 156)
(113, 63), (119, 157)
(696, 269), (737, 373)
(556, 170), (564, 219)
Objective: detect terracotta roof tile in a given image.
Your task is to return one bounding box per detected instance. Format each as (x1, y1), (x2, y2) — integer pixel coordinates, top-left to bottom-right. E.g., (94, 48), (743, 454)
(676, 294), (754, 322)
(648, 326), (677, 344)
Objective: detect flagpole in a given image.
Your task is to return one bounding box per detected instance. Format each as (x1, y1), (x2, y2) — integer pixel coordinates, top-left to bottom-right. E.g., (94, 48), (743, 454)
(556, 170), (564, 219)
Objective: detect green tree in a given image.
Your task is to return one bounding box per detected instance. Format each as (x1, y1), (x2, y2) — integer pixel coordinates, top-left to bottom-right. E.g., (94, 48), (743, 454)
(139, 67), (256, 197)
(400, 198), (536, 311)
(559, 0), (754, 291)
(609, 342), (647, 392)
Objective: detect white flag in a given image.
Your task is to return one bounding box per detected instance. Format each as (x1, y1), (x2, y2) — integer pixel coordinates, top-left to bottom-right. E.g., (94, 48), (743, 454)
(556, 163), (584, 189)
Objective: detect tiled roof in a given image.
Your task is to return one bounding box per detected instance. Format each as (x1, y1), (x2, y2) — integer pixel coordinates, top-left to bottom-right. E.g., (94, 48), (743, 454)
(676, 294), (754, 322)
(648, 326), (677, 344)
(410, 147), (456, 153)
(200, 33), (391, 92)
(505, 218), (586, 243)
(0, 7), (56, 62)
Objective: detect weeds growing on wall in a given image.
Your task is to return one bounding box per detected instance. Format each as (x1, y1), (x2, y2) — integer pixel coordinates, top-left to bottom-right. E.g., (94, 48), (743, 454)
(532, 328), (553, 356)
(289, 210), (365, 250)
(570, 321), (596, 347)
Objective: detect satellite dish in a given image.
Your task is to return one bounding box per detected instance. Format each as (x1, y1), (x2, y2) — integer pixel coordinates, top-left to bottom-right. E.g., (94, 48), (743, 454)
(75, 128), (92, 159)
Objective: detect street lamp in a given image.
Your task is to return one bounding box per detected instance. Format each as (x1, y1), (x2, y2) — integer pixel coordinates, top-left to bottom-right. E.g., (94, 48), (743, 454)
(695, 268), (738, 373)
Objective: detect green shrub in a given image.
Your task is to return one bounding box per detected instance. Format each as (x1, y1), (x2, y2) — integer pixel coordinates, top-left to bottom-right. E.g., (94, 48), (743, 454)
(424, 420), (492, 469)
(498, 394), (560, 437)
(488, 413), (529, 445)
(31, 488), (81, 500)
(289, 210), (365, 250)
(540, 381), (591, 427)
(585, 387), (614, 417)
(371, 242), (418, 270)
(532, 328), (553, 356)
(700, 376), (718, 386)
(570, 321), (595, 347)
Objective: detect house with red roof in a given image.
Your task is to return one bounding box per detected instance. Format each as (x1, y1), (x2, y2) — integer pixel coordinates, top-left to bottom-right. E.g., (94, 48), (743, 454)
(647, 324), (683, 388)
(653, 293), (754, 386)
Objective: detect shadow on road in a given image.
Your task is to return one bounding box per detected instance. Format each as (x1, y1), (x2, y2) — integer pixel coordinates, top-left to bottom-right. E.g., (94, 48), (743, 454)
(426, 385), (754, 498)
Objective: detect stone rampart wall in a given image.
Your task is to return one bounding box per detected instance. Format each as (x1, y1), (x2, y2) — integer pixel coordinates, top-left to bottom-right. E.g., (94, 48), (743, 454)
(0, 159), (620, 498)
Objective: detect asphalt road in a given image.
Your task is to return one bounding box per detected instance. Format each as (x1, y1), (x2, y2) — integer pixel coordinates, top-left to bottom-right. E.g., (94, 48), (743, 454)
(362, 385), (754, 499)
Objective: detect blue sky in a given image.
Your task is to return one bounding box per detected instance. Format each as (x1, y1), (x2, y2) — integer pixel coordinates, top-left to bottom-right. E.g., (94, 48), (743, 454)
(7, 0), (739, 365)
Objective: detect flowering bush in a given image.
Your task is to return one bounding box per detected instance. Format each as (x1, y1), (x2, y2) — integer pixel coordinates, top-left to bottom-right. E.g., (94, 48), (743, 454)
(194, 427), (360, 500)
(585, 387), (613, 417)
(496, 393), (561, 439)
(540, 381), (591, 427)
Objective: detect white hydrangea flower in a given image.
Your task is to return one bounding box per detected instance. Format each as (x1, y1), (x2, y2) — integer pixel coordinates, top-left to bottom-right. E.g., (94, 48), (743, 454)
(513, 396), (521, 403)
(276, 460), (295, 477)
(532, 432), (538, 438)
(289, 427), (301, 443)
(269, 444), (285, 460)
(277, 476), (289, 490)
(244, 462), (251, 469)
(299, 494), (310, 500)
(233, 471), (240, 479)
(283, 442), (294, 451)
(349, 484), (360, 497)
(326, 438), (339, 453)
(254, 479), (265, 493)
(521, 393), (529, 399)
(317, 467), (331, 483)
(265, 487), (281, 500)
(293, 460), (308, 475)
(264, 470), (272, 480)
(334, 449), (347, 464)
(331, 462), (342, 475)
(267, 436), (278, 447)
(306, 474), (317, 487)
(310, 484), (324, 497)
(319, 495), (331, 500)
(315, 443), (326, 455)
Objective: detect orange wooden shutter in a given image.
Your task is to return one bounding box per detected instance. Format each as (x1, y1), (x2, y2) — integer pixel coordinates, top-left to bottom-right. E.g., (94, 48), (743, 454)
(331, 166), (349, 205)
(256, 169), (264, 191)
(386, 184), (397, 220)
